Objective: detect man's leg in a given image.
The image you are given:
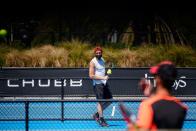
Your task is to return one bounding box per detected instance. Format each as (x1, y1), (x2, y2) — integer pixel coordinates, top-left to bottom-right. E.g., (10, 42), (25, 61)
(93, 84), (109, 126)
(93, 84), (103, 122)
(102, 101), (112, 110)
(102, 83), (113, 111)
(97, 102), (103, 117)
(97, 83), (113, 127)
(94, 100), (111, 118)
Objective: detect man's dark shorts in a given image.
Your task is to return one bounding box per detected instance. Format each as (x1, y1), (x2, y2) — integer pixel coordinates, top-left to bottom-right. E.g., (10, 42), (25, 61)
(93, 83), (113, 99)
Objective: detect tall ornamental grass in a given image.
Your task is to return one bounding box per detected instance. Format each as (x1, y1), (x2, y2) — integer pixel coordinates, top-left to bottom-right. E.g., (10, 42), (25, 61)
(2, 41), (196, 67)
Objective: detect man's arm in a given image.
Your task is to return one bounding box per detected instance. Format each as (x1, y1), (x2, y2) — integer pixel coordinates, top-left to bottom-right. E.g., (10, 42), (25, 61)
(128, 101), (154, 131)
(89, 61), (108, 80)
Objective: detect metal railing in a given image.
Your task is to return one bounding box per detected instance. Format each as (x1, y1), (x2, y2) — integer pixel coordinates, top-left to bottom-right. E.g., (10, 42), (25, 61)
(0, 99), (196, 131)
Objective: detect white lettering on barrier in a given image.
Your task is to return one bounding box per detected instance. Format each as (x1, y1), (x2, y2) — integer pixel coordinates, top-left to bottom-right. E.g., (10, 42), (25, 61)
(54, 79), (66, 87)
(7, 79), (83, 88)
(173, 76), (187, 90)
(23, 79), (34, 87)
(70, 79), (82, 87)
(38, 79), (50, 87)
(145, 73), (156, 87)
(7, 79), (19, 87)
(144, 74), (187, 91)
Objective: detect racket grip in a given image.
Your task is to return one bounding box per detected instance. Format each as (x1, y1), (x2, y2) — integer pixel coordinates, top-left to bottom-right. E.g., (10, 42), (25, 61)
(130, 114), (136, 123)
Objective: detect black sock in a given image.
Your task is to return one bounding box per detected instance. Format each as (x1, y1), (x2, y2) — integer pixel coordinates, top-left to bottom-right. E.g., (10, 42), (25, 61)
(95, 112), (99, 117)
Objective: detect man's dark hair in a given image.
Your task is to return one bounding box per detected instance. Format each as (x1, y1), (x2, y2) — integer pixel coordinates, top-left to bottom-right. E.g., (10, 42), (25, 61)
(157, 64), (177, 91)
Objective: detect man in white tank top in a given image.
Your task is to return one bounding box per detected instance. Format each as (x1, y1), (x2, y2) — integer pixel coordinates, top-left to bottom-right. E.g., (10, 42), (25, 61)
(89, 46), (113, 127)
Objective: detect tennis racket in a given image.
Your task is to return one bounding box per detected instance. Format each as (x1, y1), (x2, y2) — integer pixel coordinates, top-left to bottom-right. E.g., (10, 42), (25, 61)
(119, 102), (136, 124)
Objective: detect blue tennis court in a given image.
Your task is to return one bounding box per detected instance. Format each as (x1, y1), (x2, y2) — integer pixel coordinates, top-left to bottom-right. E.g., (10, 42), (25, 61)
(1, 120), (196, 131)
(0, 120), (126, 131)
(0, 101), (196, 130)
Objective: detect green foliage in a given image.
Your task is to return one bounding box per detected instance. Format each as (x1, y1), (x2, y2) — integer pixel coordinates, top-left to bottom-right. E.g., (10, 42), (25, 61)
(1, 40), (196, 67)
(5, 45), (69, 67)
(100, 42), (128, 49)
(165, 44), (196, 67)
(0, 44), (12, 67)
(59, 39), (93, 67)
(0, 57), (4, 67)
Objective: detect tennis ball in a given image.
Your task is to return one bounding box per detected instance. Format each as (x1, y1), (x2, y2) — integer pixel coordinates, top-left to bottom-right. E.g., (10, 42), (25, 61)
(0, 29), (7, 37)
(107, 69), (112, 75)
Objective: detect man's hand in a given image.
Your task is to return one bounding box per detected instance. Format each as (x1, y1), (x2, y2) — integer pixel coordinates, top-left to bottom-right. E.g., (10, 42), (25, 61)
(104, 75), (109, 80)
(127, 123), (139, 131)
(139, 78), (152, 97)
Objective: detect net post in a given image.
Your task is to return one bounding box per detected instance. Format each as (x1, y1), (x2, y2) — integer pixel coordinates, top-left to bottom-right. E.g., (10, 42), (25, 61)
(25, 101), (29, 131)
(61, 78), (64, 122)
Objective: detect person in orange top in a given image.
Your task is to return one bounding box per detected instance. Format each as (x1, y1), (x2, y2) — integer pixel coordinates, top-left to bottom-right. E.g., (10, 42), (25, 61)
(129, 61), (188, 131)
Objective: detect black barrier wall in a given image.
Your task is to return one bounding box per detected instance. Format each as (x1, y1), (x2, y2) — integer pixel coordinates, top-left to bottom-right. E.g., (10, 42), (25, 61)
(0, 68), (196, 97)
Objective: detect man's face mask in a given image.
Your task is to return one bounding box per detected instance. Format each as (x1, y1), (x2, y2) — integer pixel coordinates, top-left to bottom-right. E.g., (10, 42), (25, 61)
(95, 51), (102, 60)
